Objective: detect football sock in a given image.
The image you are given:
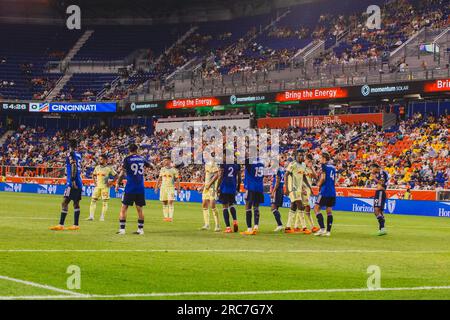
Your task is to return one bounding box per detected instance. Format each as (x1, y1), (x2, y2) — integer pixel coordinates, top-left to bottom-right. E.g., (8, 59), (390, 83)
(202, 208), (210, 226)
(305, 211), (315, 228)
(163, 205), (169, 218)
(254, 207), (260, 226)
(138, 219), (144, 230)
(223, 208), (230, 227)
(287, 209), (296, 228)
(74, 208), (80, 226)
(59, 209), (68, 226)
(119, 219), (126, 230)
(89, 199), (97, 218)
(245, 209), (252, 228)
(168, 204), (174, 219)
(229, 206), (237, 221)
(294, 211), (299, 228)
(316, 212), (325, 229)
(101, 201), (108, 217)
(272, 209), (282, 226)
(294, 211), (305, 228)
(212, 208), (219, 228)
(299, 211), (307, 228)
(377, 215), (385, 230)
(326, 213), (333, 232)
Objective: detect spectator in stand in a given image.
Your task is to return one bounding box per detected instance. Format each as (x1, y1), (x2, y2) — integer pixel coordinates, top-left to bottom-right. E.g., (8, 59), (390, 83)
(1, 112), (448, 190)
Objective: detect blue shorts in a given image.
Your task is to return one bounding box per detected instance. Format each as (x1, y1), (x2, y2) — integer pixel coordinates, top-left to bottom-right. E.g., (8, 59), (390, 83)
(315, 194), (336, 208)
(374, 190), (386, 210)
(218, 193), (236, 205)
(122, 193), (146, 207)
(245, 190), (264, 206)
(270, 188), (284, 208)
(63, 186), (82, 202)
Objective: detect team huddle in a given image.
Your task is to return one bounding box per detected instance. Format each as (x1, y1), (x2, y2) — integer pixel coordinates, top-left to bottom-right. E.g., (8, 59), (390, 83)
(49, 140), (389, 237)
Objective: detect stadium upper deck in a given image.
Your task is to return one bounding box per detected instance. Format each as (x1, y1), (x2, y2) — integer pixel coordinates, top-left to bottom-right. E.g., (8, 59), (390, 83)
(0, 0), (448, 102)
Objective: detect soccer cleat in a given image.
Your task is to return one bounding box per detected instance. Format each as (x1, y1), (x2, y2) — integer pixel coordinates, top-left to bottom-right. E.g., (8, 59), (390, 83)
(116, 229), (126, 235)
(133, 229), (144, 235)
(293, 227), (302, 233)
(378, 229), (387, 236)
(99, 215), (105, 222)
(314, 229), (327, 236)
(284, 227), (295, 234)
(302, 227), (312, 235)
(166, 218), (173, 222)
(311, 226), (320, 233)
(85, 217), (94, 221)
(240, 229), (257, 235)
(49, 225), (65, 231)
(323, 231), (331, 237)
(200, 225), (210, 231)
(163, 217), (171, 222)
(273, 225), (284, 232)
(224, 227), (232, 233)
(233, 221), (239, 233)
(214, 226), (221, 232)
(66, 225), (80, 231)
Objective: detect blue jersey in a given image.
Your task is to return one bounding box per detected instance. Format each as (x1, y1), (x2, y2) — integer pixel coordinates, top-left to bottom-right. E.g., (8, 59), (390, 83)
(220, 164), (240, 194)
(320, 163), (336, 197)
(244, 161), (264, 193)
(271, 167), (285, 190)
(375, 170), (389, 189)
(123, 154), (150, 194)
(66, 151), (82, 188)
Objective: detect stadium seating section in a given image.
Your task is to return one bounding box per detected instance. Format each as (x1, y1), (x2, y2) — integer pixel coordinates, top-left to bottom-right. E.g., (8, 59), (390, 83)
(1, 112), (448, 190)
(1, 0), (447, 101)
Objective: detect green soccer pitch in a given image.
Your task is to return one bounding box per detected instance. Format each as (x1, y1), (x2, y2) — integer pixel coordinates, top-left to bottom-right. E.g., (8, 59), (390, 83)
(0, 192), (449, 300)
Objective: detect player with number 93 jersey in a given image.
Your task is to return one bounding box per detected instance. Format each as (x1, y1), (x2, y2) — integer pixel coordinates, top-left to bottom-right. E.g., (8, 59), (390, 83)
(115, 143), (152, 235)
(122, 152), (150, 206)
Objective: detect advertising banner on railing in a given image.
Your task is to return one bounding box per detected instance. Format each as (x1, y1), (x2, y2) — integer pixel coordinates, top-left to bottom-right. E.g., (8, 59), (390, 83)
(1, 176), (438, 201)
(2, 79), (448, 115)
(258, 113), (384, 129)
(1, 182), (448, 218)
(124, 78), (450, 113)
(28, 102), (117, 113)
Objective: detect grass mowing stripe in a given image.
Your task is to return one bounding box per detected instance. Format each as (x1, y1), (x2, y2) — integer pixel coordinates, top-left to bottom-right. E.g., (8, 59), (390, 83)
(0, 249), (449, 253)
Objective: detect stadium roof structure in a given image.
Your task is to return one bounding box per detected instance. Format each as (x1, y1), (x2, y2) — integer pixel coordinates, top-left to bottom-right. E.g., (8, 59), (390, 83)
(0, 0), (322, 24)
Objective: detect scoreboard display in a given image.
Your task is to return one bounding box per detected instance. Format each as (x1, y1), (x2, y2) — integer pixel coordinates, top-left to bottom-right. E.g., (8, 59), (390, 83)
(1, 102), (28, 112)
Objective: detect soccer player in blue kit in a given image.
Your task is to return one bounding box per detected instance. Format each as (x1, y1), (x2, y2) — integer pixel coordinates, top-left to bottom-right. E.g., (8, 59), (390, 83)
(217, 163), (241, 233)
(241, 158), (265, 235)
(270, 157), (286, 232)
(50, 140), (83, 231)
(115, 143), (152, 235)
(371, 163), (389, 236)
(314, 152), (336, 237)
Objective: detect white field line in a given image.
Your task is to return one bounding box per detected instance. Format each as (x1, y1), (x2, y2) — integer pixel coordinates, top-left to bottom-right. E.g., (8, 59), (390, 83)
(2, 216), (450, 229)
(1, 285), (450, 300)
(0, 217), (54, 220)
(0, 275), (86, 297)
(0, 249), (449, 254)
